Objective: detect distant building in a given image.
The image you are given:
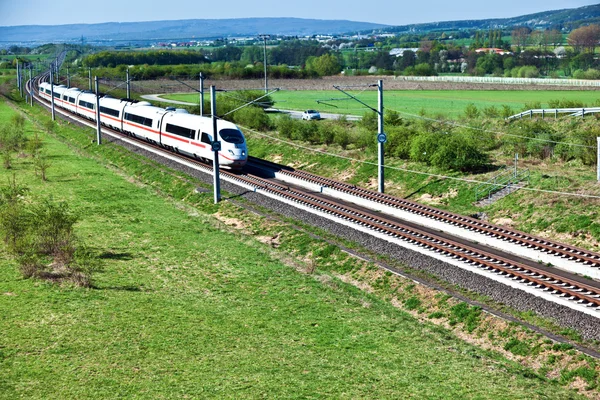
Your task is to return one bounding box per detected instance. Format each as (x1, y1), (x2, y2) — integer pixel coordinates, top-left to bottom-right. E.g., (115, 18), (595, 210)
(389, 48), (419, 57)
(474, 48), (513, 55)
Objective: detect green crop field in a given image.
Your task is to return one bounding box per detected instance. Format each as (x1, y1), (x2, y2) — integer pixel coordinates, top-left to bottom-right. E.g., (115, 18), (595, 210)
(0, 97), (593, 398)
(164, 90), (600, 119)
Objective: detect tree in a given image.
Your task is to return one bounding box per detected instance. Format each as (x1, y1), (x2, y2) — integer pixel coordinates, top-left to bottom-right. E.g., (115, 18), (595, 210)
(305, 53), (341, 76)
(511, 27), (531, 49)
(568, 25), (600, 53)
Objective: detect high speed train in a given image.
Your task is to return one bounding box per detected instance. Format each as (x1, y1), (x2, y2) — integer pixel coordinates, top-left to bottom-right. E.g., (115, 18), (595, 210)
(38, 82), (247, 168)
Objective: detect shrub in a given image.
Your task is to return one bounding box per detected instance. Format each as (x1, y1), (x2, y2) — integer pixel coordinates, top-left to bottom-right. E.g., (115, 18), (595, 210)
(429, 133), (489, 172)
(464, 103), (480, 119)
(333, 127), (350, 149)
(500, 105), (514, 118)
(233, 106), (271, 131)
(482, 106), (499, 118)
(276, 114), (296, 139)
(318, 123), (335, 145)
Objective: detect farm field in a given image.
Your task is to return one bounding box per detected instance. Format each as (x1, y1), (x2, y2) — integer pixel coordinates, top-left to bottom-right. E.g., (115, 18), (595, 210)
(0, 97), (595, 398)
(163, 89), (600, 119)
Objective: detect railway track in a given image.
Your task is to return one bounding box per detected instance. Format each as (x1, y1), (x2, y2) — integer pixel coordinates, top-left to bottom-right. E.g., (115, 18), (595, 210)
(247, 157), (600, 276)
(28, 75), (600, 327)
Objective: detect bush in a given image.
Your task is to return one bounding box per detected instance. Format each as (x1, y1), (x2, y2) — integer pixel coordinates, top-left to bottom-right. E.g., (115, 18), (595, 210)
(500, 105), (514, 118)
(429, 133), (489, 171)
(318, 123), (335, 145)
(233, 106), (271, 131)
(276, 114), (296, 139)
(333, 127), (350, 149)
(482, 106), (499, 118)
(0, 179), (96, 287)
(464, 103), (480, 119)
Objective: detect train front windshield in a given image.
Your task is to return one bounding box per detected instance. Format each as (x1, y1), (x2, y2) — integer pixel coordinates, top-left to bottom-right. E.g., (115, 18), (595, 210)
(219, 128), (244, 144)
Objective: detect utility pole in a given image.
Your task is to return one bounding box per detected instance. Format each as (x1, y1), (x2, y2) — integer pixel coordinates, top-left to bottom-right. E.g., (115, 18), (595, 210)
(376, 80), (385, 193)
(258, 34), (270, 94)
(199, 73), (205, 116)
(67, 66), (70, 87)
(330, 80), (386, 193)
(50, 68), (56, 121)
(126, 67), (131, 99)
(88, 67), (92, 91)
(95, 76), (102, 145)
(211, 85), (221, 203)
(16, 59), (20, 92)
(597, 138), (600, 182)
(29, 64), (33, 106)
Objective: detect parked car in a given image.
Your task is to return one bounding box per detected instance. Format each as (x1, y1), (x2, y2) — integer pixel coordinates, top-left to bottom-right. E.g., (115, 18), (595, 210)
(302, 109), (321, 120)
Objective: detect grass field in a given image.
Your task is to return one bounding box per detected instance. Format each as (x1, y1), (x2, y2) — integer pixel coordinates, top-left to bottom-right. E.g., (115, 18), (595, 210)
(0, 96), (596, 398)
(164, 90), (600, 119)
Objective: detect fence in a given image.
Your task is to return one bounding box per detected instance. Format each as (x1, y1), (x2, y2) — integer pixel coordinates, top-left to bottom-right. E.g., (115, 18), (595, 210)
(507, 107), (600, 120)
(474, 167), (530, 202)
(397, 75), (600, 87)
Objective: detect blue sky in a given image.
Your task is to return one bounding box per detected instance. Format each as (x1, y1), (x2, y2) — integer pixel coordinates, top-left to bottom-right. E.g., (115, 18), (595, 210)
(0, 0), (598, 27)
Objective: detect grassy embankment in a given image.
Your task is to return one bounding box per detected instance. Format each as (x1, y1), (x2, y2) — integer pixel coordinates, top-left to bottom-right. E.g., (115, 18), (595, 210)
(162, 89), (600, 252)
(0, 90), (598, 398)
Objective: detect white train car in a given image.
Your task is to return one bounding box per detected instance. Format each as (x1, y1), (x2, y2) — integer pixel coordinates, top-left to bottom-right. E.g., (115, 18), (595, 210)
(61, 87), (83, 114)
(98, 96), (131, 131)
(75, 91), (99, 120)
(122, 102), (166, 144)
(159, 110), (247, 168)
(38, 82), (68, 105)
(37, 81), (247, 168)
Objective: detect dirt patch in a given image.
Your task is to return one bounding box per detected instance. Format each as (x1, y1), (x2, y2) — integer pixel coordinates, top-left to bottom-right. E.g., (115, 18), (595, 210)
(129, 76), (600, 94)
(419, 188), (458, 205)
(493, 217), (515, 227)
(256, 232), (282, 248)
(213, 212), (247, 230)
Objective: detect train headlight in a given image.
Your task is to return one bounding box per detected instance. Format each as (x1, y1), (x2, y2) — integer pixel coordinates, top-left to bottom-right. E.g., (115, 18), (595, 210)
(242, 150), (246, 156)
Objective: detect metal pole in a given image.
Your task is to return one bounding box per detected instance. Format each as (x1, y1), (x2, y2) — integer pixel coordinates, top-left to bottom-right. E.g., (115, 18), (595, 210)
(199, 73), (205, 116)
(50, 69), (55, 121)
(597, 138), (600, 182)
(88, 67), (92, 91)
(95, 76), (102, 145)
(377, 79), (384, 193)
(126, 68), (131, 99)
(259, 34), (269, 94)
(16, 59), (20, 90)
(514, 153), (518, 178)
(211, 86), (221, 203)
(29, 64), (33, 106)
(67, 66), (70, 87)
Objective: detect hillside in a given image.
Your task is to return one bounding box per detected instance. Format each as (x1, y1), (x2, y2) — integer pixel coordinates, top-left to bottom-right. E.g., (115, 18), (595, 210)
(0, 18), (388, 45)
(384, 3), (600, 33)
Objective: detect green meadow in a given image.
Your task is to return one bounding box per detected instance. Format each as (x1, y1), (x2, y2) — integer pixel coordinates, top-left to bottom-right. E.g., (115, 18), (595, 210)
(164, 89), (600, 119)
(0, 95), (591, 398)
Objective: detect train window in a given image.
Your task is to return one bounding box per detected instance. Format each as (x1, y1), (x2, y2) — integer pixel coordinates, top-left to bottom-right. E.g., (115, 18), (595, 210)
(219, 128), (244, 144)
(78, 100), (95, 110)
(166, 123), (195, 139)
(124, 113), (152, 127)
(68, 97), (76, 103)
(100, 106), (119, 117)
(200, 132), (212, 144)
(53, 92), (60, 98)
